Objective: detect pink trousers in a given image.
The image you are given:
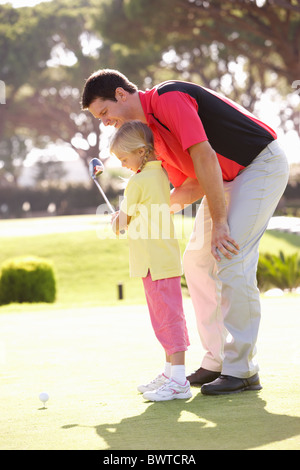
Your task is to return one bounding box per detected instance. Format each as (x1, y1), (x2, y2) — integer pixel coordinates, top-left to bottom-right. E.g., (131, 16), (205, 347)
(142, 272), (190, 356)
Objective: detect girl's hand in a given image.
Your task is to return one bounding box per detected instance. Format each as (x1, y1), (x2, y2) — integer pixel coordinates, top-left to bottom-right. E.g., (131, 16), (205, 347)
(111, 211), (120, 225)
(111, 211), (119, 234)
(111, 210), (129, 235)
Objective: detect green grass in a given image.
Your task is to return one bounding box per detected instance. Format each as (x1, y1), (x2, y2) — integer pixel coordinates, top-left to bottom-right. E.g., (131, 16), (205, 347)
(0, 217), (141, 308)
(0, 296), (299, 450)
(0, 215), (193, 310)
(259, 229), (300, 255)
(0, 215), (299, 450)
(0, 214), (299, 312)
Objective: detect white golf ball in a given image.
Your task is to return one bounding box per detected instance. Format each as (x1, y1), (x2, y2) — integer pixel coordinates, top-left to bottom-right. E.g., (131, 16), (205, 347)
(39, 392), (49, 404)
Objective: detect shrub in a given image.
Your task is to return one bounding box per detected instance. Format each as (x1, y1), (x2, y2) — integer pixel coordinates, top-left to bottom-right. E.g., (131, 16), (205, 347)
(257, 251), (300, 292)
(181, 251), (300, 294)
(0, 256), (56, 305)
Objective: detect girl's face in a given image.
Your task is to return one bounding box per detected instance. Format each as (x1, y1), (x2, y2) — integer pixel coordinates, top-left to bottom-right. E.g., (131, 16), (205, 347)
(116, 148), (145, 172)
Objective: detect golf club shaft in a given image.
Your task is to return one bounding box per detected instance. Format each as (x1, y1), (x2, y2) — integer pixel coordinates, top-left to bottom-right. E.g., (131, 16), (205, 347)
(93, 177), (115, 213)
(93, 177), (125, 234)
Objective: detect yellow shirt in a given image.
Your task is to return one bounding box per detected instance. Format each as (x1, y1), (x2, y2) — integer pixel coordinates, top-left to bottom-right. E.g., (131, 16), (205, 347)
(120, 161), (182, 281)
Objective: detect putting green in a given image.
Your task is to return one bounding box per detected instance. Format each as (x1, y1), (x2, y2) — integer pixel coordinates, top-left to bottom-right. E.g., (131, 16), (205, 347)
(0, 295), (299, 450)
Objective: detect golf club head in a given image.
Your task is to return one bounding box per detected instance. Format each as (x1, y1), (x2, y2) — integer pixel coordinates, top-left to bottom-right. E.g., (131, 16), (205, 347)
(89, 158), (104, 178)
(89, 157), (125, 234)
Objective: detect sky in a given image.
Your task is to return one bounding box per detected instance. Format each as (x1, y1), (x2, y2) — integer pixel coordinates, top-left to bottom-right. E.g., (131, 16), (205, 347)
(0, 0), (52, 7)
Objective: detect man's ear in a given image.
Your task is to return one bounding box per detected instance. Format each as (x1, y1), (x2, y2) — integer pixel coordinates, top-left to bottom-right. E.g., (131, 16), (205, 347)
(115, 87), (127, 101)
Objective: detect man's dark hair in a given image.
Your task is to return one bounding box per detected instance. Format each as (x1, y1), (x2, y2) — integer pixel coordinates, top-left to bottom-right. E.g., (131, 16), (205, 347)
(81, 69), (138, 109)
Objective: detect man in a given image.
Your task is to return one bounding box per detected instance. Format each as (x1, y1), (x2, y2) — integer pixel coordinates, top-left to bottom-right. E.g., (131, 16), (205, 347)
(81, 69), (289, 395)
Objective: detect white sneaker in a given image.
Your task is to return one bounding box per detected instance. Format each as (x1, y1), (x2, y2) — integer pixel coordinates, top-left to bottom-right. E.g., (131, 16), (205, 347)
(137, 373), (169, 393)
(143, 378), (192, 402)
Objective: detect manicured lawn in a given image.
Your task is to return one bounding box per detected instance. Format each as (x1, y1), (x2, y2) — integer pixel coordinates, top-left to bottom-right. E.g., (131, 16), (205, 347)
(259, 229), (300, 255)
(0, 214), (299, 310)
(0, 215), (142, 307)
(0, 215), (299, 450)
(0, 295), (299, 450)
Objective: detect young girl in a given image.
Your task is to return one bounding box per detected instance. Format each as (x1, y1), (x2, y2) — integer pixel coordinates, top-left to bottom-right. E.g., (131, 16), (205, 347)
(110, 120), (191, 402)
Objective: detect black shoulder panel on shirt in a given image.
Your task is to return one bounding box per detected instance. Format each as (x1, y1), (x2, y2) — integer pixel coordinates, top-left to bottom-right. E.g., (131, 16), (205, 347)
(155, 81), (274, 166)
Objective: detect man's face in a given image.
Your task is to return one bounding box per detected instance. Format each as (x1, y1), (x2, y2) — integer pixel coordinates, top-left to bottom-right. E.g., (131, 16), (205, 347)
(88, 89), (131, 129)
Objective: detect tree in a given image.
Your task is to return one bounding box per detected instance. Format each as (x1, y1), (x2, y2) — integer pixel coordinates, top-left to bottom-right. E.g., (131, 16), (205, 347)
(1, 0), (299, 189)
(94, 0), (300, 127)
(0, 0), (106, 185)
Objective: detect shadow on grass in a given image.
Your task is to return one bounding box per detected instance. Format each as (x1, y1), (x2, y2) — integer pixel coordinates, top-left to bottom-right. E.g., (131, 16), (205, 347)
(63, 391), (300, 450)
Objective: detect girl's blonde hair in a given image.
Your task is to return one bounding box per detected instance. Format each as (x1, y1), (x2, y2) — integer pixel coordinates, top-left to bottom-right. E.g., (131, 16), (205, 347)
(110, 120), (155, 172)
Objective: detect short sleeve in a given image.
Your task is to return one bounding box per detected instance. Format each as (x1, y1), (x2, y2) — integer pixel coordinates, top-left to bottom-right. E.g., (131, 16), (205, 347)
(160, 161), (188, 188)
(153, 91), (208, 151)
(121, 179), (142, 216)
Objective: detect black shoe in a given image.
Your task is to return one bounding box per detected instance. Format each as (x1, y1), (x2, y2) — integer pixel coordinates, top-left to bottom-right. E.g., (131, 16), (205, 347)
(201, 373), (262, 395)
(187, 367), (221, 386)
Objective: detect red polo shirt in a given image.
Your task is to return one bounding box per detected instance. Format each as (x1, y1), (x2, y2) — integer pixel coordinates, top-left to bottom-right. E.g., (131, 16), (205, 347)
(139, 81), (276, 187)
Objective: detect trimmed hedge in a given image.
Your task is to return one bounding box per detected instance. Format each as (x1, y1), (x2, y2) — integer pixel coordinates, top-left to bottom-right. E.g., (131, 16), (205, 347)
(0, 256), (56, 305)
(0, 183), (121, 218)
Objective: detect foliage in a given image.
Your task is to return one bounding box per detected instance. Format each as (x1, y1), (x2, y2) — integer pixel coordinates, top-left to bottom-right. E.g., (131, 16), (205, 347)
(0, 0), (104, 184)
(95, 0), (300, 122)
(0, 256), (56, 304)
(182, 249), (300, 293)
(257, 250), (300, 292)
(0, 0), (299, 187)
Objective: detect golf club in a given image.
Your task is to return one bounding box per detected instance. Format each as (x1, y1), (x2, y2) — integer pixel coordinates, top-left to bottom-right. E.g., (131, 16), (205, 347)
(89, 157), (125, 233)
(89, 158), (115, 213)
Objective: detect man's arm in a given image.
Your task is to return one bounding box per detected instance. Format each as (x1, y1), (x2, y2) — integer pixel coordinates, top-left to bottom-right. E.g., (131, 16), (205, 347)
(170, 177), (204, 213)
(188, 141), (239, 261)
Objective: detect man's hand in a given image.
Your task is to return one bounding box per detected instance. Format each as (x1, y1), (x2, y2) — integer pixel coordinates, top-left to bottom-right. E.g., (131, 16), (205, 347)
(211, 221), (239, 262)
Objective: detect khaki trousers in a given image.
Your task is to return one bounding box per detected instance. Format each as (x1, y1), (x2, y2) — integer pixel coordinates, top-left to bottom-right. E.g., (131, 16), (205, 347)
(183, 140), (289, 378)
